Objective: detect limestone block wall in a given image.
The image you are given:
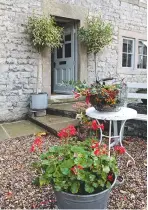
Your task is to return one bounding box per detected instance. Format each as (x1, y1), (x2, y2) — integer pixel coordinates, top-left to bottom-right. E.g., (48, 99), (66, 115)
(0, 0), (41, 121)
(56, 0), (147, 84)
(0, 0), (147, 122)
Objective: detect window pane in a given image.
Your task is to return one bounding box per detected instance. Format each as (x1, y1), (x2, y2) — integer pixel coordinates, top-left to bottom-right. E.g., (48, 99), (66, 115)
(138, 45), (143, 54)
(128, 40), (133, 53)
(122, 53), (127, 67)
(138, 40), (147, 69)
(143, 45), (147, 55)
(123, 39), (127, 52)
(143, 56), (147, 69)
(65, 34), (71, 42)
(65, 43), (71, 58)
(57, 47), (63, 58)
(137, 55), (143, 68)
(127, 54), (132, 67)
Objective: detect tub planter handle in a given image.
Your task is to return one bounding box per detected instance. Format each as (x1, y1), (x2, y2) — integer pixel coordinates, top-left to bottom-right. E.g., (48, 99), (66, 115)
(113, 175), (124, 188)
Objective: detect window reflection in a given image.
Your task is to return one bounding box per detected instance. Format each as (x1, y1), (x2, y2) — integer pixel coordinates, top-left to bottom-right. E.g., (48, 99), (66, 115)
(137, 40), (147, 69)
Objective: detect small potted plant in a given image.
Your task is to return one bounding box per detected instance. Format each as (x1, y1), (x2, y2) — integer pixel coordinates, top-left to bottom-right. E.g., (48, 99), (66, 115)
(31, 123), (125, 209)
(26, 15), (63, 110)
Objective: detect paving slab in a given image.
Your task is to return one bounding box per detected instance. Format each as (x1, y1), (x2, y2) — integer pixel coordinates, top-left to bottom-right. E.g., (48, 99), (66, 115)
(2, 120), (45, 138)
(0, 126), (9, 141)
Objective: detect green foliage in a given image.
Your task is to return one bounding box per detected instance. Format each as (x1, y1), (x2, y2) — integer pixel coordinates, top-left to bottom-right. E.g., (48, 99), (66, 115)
(78, 16), (113, 53)
(26, 15), (63, 52)
(33, 139), (118, 195)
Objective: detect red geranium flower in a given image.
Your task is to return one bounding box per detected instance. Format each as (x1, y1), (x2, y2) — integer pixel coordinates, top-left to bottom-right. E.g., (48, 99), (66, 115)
(91, 120), (98, 130)
(114, 146), (126, 154)
(94, 149), (100, 156)
(73, 92), (81, 99)
(58, 125), (77, 139)
(71, 165), (83, 174)
(98, 124), (104, 131)
(91, 142), (99, 149)
(34, 137), (42, 146)
(71, 166), (77, 175)
(107, 174), (114, 182)
(30, 144), (35, 152)
(91, 120), (104, 131)
(77, 165), (83, 170)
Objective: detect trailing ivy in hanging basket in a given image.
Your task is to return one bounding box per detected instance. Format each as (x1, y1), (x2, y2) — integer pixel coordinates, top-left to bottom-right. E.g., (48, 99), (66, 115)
(78, 16), (113, 53)
(26, 15), (63, 52)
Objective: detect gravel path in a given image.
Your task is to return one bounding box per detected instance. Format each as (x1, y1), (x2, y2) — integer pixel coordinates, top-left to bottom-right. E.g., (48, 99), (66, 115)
(0, 135), (147, 209)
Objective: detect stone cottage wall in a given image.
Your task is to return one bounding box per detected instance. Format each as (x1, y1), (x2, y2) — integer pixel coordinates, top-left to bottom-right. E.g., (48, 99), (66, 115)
(0, 0), (147, 121)
(56, 0), (147, 84)
(0, 0), (42, 121)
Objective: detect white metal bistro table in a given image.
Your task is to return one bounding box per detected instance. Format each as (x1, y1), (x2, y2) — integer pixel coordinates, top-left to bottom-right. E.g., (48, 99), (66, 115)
(86, 107), (137, 161)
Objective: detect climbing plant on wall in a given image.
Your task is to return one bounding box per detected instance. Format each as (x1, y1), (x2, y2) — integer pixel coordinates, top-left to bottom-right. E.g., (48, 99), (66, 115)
(78, 16), (113, 80)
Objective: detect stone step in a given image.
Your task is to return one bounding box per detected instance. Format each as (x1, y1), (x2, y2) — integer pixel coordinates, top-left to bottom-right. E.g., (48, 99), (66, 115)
(48, 96), (85, 105)
(28, 114), (79, 136)
(47, 102), (77, 118)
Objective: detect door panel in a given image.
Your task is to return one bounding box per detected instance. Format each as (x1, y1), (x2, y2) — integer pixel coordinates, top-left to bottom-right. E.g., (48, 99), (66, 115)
(53, 24), (76, 94)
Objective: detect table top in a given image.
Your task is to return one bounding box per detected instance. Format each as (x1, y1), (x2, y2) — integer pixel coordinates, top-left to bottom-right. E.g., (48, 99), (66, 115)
(86, 107), (137, 121)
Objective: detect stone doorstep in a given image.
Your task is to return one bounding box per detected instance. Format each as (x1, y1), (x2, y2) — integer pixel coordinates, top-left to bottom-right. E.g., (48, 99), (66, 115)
(47, 102), (77, 118)
(48, 96), (85, 105)
(28, 114), (79, 136)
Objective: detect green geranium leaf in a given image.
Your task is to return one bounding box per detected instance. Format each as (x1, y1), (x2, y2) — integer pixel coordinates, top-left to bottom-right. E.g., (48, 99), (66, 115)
(54, 185), (62, 191)
(85, 184), (95, 193)
(103, 166), (110, 173)
(60, 167), (70, 175)
(42, 160), (50, 165)
(71, 182), (80, 194)
(92, 182), (98, 188)
(89, 174), (96, 181)
(98, 179), (105, 187)
(60, 159), (74, 169)
(39, 176), (48, 186)
(46, 165), (55, 174)
(106, 181), (111, 189)
(31, 162), (41, 169)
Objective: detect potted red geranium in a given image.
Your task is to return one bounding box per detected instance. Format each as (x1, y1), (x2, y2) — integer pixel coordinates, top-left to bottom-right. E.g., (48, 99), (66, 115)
(31, 122), (125, 209)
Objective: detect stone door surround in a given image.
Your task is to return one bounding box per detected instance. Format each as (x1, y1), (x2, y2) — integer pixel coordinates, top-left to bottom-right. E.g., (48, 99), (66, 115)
(41, 0), (88, 97)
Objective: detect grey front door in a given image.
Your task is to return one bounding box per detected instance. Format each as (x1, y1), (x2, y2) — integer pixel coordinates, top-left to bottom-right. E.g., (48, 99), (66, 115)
(53, 24), (76, 94)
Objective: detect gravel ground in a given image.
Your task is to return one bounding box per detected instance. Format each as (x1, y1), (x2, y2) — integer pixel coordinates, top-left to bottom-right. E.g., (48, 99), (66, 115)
(0, 134), (147, 209)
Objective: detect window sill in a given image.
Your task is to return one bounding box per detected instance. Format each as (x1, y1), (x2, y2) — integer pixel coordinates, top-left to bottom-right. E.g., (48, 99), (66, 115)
(117, 68), (147, 75)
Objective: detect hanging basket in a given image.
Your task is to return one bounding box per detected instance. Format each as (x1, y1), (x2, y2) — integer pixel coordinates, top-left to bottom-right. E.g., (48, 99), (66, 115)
(90, 95), (121, 112)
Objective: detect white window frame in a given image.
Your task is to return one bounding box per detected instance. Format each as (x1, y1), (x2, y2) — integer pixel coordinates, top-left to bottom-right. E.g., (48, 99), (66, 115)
(118, 29), (147, 75)
(137, 40), (147, 69)
(122, 37), (135, 69)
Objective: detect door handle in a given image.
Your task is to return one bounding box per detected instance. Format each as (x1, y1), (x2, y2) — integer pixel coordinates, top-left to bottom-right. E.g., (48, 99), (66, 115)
(54, 62), (56, 68)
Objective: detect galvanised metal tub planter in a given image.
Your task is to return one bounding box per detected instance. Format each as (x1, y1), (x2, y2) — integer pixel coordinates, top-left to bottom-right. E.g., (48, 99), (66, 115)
(30, 92), (48, 110)
(54, 177), (118, 209)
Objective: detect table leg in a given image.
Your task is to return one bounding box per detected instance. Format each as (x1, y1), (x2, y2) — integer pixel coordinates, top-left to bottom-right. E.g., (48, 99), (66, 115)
(108, 120), (112, 157)
(113, 121), (118, 136)
(119, 120), (135, 164)
(96, 120), (103, 144)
